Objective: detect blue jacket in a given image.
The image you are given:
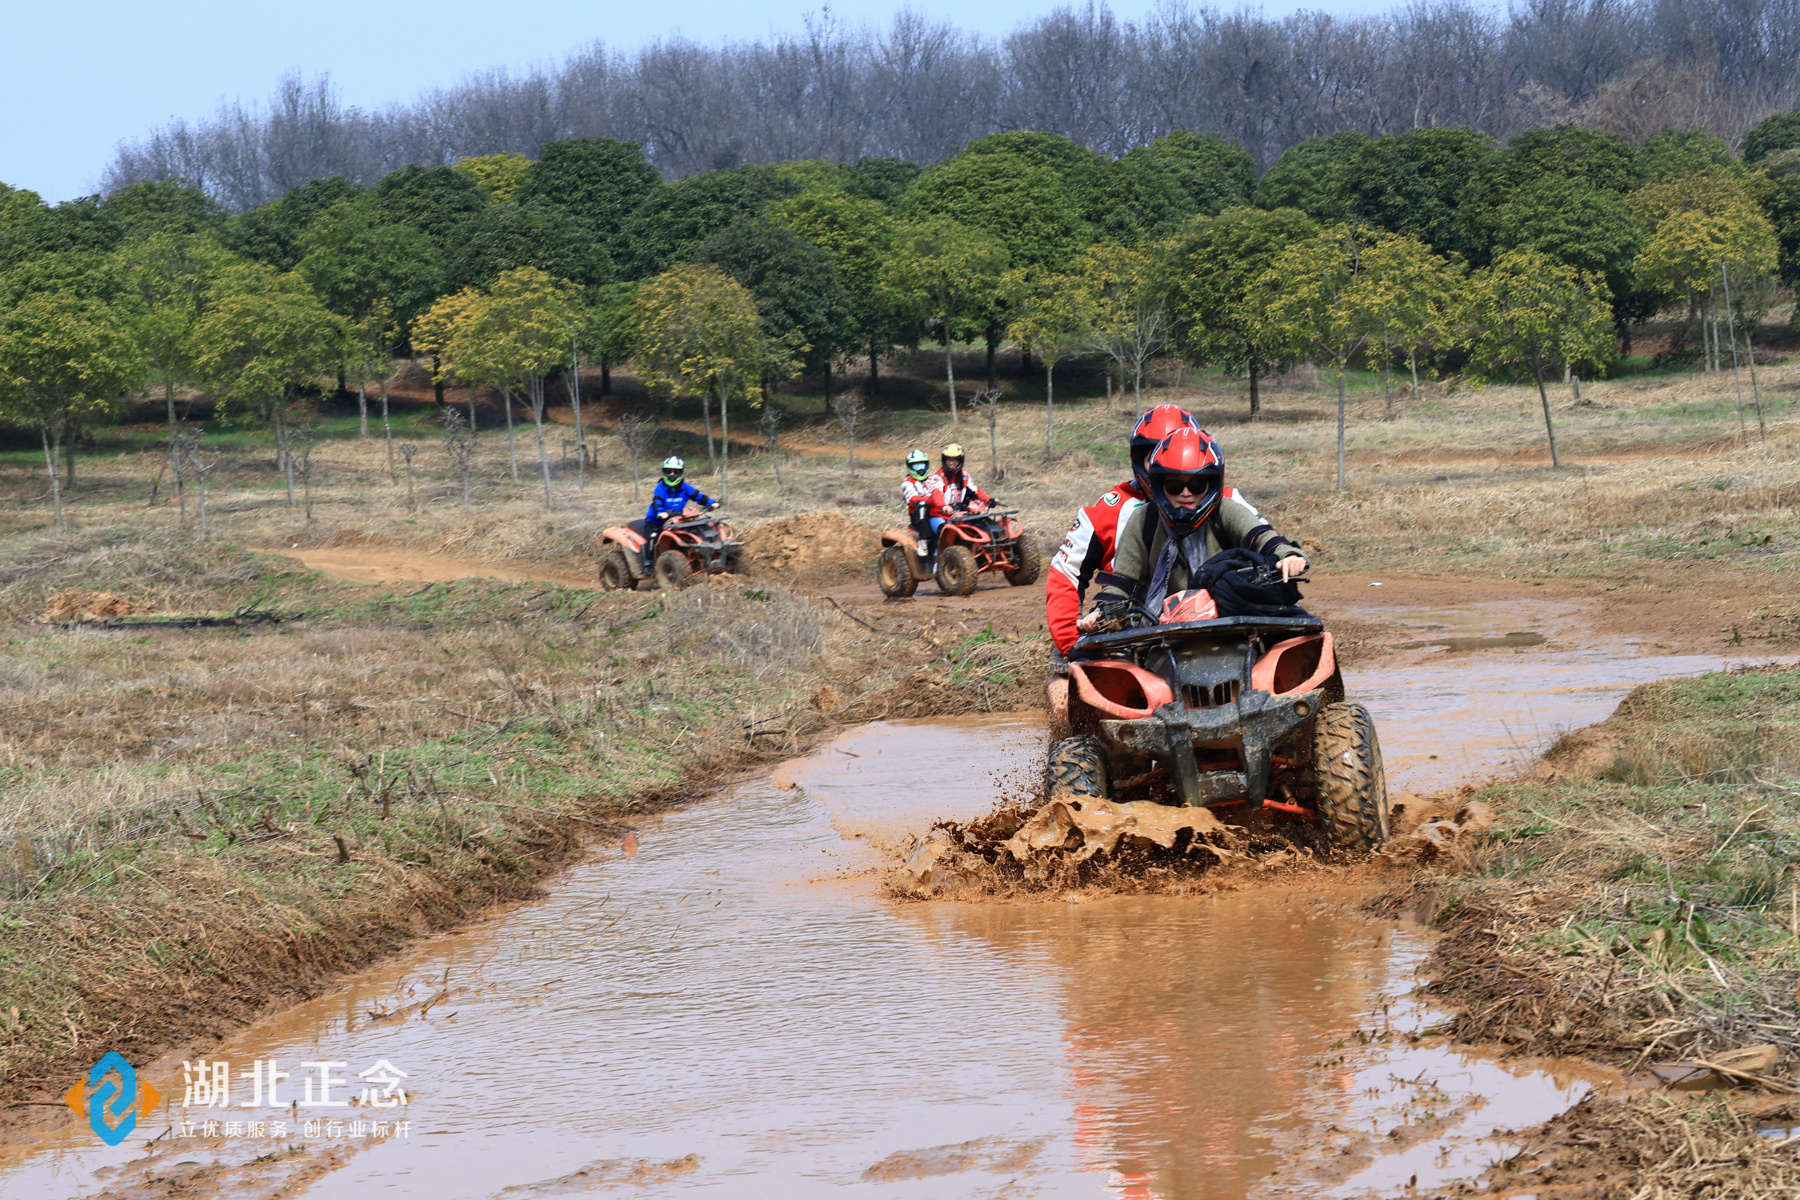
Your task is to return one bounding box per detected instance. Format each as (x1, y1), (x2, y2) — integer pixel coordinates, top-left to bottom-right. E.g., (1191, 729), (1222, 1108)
(645, 478), (714, 524)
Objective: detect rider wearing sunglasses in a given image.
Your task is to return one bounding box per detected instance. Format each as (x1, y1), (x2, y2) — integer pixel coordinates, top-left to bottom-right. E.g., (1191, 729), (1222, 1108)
(1079, 427), (1306, 629)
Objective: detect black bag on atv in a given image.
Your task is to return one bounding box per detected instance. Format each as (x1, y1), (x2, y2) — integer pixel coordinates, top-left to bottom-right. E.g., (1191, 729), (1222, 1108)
(1192, 549), (1310, 620)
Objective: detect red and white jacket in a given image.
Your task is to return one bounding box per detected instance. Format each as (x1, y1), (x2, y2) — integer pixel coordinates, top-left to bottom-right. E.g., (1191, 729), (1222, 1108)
(900, 475), (940, 521)
(1047, 479), (1147, 655)
(924, 467), (990, 516)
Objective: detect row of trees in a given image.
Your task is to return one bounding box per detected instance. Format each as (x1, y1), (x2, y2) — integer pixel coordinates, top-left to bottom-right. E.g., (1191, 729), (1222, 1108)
(103, 0), (1800, 209)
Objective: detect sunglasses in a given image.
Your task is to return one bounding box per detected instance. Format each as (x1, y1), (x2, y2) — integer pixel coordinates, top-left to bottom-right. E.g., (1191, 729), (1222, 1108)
(1161, 475), (1210, 495)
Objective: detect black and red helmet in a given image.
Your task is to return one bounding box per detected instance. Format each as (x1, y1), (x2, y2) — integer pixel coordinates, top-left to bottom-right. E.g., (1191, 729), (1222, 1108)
(1145, 427), (1224, 538)
(1129, 405), (1198, 492)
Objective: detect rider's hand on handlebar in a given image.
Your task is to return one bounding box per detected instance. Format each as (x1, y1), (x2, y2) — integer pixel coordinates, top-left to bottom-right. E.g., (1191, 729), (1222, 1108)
(1076, 607), (1104, 633)
(1278, 555), (1308, 581)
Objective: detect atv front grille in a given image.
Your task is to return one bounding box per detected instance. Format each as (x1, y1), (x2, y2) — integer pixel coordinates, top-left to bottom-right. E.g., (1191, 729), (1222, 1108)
(1183, 680), (1240, 709)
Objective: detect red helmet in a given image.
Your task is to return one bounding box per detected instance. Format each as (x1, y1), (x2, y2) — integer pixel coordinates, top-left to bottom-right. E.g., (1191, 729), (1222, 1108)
(1129, 405), (1198, 491)
(1145, 427), (1224, 537)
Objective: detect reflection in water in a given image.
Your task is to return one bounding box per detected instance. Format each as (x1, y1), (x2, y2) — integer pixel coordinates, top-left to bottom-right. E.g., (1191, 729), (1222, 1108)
(9, 603), (1706, 1200)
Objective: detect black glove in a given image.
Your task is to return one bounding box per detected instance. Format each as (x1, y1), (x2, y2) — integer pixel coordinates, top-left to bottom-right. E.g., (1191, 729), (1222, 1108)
(1088, 597), (1152, 634)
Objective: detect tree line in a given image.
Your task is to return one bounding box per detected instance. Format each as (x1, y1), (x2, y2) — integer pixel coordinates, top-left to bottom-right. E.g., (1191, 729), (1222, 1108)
(1, 111), (1798, 528)
(102, 0), (1800, 213)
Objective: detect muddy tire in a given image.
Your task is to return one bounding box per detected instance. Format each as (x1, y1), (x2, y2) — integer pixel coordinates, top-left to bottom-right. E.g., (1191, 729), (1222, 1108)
(1004, 533), (1041, 587)
(1311, 702), (1390, 849)
(934, 545), (979, 596)
(1047, 735), (1109, 800)
(654, 550), (694, 591)
(723, 547), (745, 574)
(877, 545), (918, 598)
(596, 546), (636, 591)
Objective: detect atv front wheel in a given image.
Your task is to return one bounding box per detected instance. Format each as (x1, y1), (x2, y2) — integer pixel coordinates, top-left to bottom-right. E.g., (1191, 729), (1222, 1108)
(596, 546), (636, 591)
(934, 545), (979, 596)
(723, 547), (745, 574)
(654, 550), (694, 591)
(877, 545), (918, 598)
(1005, 533), (1041, 586)
(1311, 702), (1390, 849)
(1047, 735), (1108, 800)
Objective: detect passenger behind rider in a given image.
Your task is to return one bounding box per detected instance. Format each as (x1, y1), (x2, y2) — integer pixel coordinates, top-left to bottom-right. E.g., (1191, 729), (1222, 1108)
(1045, 403), (1197, 717)
(640, 455), (717, 571)
(1077, 427), (1305, 633)
(900, 449), (940, 560)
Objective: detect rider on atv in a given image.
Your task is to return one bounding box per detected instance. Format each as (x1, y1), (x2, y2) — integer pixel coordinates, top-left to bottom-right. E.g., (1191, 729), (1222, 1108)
(1079, 427), (1305, 634)
(901, 449), (939, 561)
(641, 456), (717, 573)
(927, 443), (992, 517)
(1045, 405), (1197, 716)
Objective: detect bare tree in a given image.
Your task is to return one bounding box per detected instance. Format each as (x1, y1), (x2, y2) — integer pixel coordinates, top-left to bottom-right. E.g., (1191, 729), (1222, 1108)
(759, 403), (785, 485)
(442, 408), (475, 513)
(969, 388), (1003, 478)
(615, 411), (655, 501)
(834, 389), (866, 474)
(399, 442), (419, 512)
(176, 428), (219, 539)
(290, 424), (318, 523)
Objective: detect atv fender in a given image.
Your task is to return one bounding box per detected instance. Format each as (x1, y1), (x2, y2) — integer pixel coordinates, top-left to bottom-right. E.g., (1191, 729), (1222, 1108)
(602, 526), (650, 579)
(1068, 661), (1175, 721)
(1251, 633), (1336, 697)
(880, 526), (919, 549)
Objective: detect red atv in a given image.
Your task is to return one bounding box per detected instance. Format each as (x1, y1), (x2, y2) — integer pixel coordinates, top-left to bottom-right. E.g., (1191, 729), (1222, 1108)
(597, 502), (744, 591)
(877, 504), (1040, 598)
(1052, 576), (1389, 849)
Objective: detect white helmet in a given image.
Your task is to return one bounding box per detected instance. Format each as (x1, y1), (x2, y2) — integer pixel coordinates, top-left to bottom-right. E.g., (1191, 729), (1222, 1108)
(661, 456), (684, 482)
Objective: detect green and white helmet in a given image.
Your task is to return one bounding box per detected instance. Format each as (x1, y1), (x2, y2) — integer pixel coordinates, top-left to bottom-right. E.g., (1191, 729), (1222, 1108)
(661, 456), (684, 483)
(905, 449), (930, 479)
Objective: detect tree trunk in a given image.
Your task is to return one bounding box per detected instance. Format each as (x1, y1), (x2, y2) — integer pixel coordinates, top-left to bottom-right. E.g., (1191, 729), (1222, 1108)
(985, 321), (998, 390)
(502, 387), (519, 482)
(701, 390), (717, 471)
(529, 375), (554, 510)
(600, 358), (612, 395)
(1045, 357), (1055, 452)
(166, 378), (185, 522)
(42, 427), (64, 532)
(944, 325), (958, 423)
(468, 384), (478, 434)
(1408, 350), (1421, 405)
(275, 404), (296, 506)
(1248, 360), (1261, 420)
(823, 360), (832, 411)
(380, 380), (394, 481)
(1532, 352), (1561, 468)
(64, 424), (77, 490)
(718, 380), (731, 503)
(1335, 370), (1347, 489)
(358, 384), (368, 438)
(570, 342), (587, 490)
(1720, 265), (1762, 441)
(869, 340), (880, 386)
(1382, 328), (1394, 420)
(432, 360), (444, 408)
(1133, 358), (1143, 405)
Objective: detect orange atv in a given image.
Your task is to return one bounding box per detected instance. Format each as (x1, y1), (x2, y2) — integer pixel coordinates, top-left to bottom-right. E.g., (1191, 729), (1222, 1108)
(1051, 577), (1389, 849)
(877, 504), (1040, 598)
(596, 502), (744, 591)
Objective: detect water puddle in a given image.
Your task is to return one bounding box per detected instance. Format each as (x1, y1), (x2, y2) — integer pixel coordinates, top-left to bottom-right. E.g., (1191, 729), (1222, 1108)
(11, 594), (1777, 1199)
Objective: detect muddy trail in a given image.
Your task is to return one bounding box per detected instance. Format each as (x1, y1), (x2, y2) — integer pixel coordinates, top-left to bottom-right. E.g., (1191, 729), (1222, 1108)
(3, 582), (1787, 1199)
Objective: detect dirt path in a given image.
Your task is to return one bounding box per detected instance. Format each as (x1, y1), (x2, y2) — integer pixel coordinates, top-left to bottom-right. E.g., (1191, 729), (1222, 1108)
(257, 547), (597, 589)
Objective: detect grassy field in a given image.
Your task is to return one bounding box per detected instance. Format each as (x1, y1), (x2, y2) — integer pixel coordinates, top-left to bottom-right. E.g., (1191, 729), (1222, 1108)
(5, 335), (1800, 1186)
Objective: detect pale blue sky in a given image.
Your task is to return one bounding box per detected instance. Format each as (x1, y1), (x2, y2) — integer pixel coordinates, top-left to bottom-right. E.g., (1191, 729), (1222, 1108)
(4, 0), (1390, 203)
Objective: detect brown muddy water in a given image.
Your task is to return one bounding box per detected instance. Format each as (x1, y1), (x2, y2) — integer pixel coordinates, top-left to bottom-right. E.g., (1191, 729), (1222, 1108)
(0, 599), (1781, 1199)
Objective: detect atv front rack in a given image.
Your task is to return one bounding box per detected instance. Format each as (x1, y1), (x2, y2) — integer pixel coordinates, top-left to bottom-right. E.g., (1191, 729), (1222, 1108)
(1070, 615), (1323, 659)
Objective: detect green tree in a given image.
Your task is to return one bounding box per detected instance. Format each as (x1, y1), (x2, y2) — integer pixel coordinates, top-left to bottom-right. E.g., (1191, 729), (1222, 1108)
(1358, 234), (1468, 415)
(768, 188), (905, 389)
(1071, 242), (1171, 405)
(1251, 131), (1371, 221)
(414, 287), (487, 440)
(1122, 131), (1255, 218)
(1347, 127), (1496, 252)
(1163, 205), (1318, 419)
(372, 165), (489, 250)
(1004, 269), (1085, 450)
(1744, 112), (1800, 166)
(296, 200), (438, 325)
(0, 292), (144, 529)
(517, 138), (662, 263)
(450, 268), (584, 509)
(443, 202), (611, 292)
(118, 232), (236, 511)
(884, 218), (1009, 421)
(454, 153), (533, 202)
(1641, 129), (1739, 183)
(904, 150), (1088, 272)
(1257, 224), (1389, 488)
(192, 264), (349, 505)
(219, 176), (367, 271)
(616, 165), (801, 279)
(840, 157), (921, 207)
(1751, 149), (1800, 288)
(97, 180), (225, 241)
(581, 281), (641, 395)
(630, 263), (799, 498)
(1488, 176), (1646, 322)
(698, 216), (850, 390)
(1465, 248), (1615, 468)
